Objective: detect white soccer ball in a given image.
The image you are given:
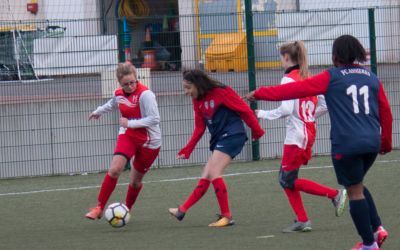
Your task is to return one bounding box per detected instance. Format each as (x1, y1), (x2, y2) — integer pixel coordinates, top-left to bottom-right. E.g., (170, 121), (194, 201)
(104, 202), (131, 228)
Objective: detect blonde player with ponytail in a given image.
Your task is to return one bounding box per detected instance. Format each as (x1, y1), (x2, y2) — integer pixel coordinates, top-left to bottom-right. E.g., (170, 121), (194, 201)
(256, 41), (348, 233)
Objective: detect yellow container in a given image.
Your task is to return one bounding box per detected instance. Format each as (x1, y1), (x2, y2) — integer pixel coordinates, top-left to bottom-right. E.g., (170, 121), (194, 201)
(205, 33), (248, 72)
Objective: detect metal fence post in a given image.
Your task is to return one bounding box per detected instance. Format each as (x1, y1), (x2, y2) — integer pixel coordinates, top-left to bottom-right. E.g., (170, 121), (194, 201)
(368, 8), (377, 75)
(117, 18), (125, 62)
(244, 0), (260, 161)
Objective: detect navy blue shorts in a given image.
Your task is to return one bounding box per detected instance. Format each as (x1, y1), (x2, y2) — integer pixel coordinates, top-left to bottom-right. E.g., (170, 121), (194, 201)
(211, 134), (247, 159)
(331, 152), (378, 187)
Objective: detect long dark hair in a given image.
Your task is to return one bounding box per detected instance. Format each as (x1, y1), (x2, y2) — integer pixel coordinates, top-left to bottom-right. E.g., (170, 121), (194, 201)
(182, 69), (225, 99)
(332, 35), (367, 65)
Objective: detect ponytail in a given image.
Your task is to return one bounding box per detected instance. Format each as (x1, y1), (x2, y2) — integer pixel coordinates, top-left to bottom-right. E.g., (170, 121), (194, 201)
(280, 41), (309, 79)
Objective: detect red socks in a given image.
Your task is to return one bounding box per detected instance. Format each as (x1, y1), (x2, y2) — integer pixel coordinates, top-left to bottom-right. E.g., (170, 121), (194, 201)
(125, 183), (143, 210)
(284, 188), (308, 222)
(97, 174), (144, 211)
(212, 177), (231, 218)
(283, 178), (339, 222)
(97, 173), (118, 209)
(179, 177), (232, 219)
(294, 179), (338, 199)
(180, 178), (211, 212)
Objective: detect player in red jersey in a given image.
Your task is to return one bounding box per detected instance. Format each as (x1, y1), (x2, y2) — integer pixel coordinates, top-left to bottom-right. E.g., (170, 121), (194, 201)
(245, 35), (392, 250)
(169, 69), (265, 227)
(256, 41), (348, 233)
(85, 62), (161, 220)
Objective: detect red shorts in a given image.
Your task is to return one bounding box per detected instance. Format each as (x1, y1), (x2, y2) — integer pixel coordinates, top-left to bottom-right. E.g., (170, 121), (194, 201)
(114, 133), (160, 173)
(281, 144), (312, 172)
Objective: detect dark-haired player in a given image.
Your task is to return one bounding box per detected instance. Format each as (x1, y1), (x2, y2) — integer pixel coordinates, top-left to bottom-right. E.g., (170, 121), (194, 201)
(245, 35), (392, 250)
(257, 40), (347, 233)
(169, 69), (265, 227)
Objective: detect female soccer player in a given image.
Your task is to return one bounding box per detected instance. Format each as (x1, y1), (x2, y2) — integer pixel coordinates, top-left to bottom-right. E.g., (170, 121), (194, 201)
(245, 35), (392, 250)
(169, 69), (265, 227)
(85, 62), (161, 220)
(256, 41), (348, 233)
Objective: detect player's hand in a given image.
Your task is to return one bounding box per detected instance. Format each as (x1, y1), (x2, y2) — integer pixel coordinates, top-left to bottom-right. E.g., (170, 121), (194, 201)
(119, 117), (129, 128)
(379, 139), (392, 155)
(252, 128), (265, 141)
(88, 112), (101, 120)
(255, 109), (260, 116)
(243, 91), (256, 101)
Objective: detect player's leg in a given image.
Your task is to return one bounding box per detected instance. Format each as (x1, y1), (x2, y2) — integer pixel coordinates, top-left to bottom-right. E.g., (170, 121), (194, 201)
(169, 153), (212, 221)
(364, 186), (388, 248)
(279, 168), (312, 232)
(279, 145), (311, 232)
(170, 150), (232, 224)
(205, 151), (231, 215)
(294, 177), (347, 217)
(361, 153), (387, 247)
(332, 153), (378, 249)
(286, 144), (347, 216)
(85, 134), (134, 220)
(125, 146), (160, 211)
(205, 150), (234, 227)
(206, 134), (246, 227)
(85, 155), (127, 219)
(169, 153), (212, 220)
(292, 145), (339, 199)
(125, 168), (144, 210)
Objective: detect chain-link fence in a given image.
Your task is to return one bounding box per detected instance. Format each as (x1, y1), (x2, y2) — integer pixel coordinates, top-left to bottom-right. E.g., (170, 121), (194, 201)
(0, 2), (399, 178)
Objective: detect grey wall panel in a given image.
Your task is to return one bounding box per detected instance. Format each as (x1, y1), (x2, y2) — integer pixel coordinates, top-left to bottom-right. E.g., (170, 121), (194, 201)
(254, 35), (280, 62)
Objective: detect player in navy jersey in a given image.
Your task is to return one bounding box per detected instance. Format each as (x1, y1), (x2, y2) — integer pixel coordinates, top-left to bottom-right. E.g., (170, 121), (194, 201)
(256, 41), (348, 233)
(169, 69), (265, 227)
(245, 35), (392, 250)
(85, 62), (161, 220)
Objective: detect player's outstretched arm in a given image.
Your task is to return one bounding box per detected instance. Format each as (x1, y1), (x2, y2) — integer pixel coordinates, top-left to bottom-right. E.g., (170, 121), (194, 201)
(252, 71), (331, 101)
(177, 103), (206, 159)
(88, 96), (118, 120)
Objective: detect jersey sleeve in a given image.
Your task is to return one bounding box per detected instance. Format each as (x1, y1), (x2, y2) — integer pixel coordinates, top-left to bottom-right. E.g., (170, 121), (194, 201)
(127, 90), (160, 128)
(377, 82), (393, 154)
(257, 76), (295, 120)
(254, 71), (330, 101)
(92, 95), (118, 115)
(178, 101), (207, 159)
(257, 100), (294, 120)
(222, 86), (265, 140)
(315, 94), (328, 118)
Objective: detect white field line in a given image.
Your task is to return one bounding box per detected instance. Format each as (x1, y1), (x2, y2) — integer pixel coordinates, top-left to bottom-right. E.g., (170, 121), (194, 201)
(0, 160), (398, 197)
(256, 235), (275, 239)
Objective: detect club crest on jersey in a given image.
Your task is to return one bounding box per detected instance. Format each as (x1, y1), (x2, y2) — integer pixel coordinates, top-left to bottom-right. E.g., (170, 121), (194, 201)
(204, 100), (215, 110)
(210, 100), (215, 109)
(117, 96), (138, 107)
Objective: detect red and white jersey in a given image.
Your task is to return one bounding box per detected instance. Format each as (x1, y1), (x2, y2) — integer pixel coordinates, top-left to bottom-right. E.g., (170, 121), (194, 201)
(257, 69), (327, 149)
(92, 82), (161, 149)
